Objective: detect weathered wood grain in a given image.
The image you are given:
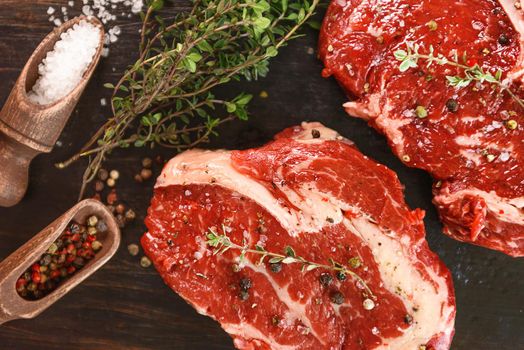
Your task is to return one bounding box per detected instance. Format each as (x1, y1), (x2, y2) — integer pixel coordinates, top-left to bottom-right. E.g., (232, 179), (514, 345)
(0, 1), (522, 349)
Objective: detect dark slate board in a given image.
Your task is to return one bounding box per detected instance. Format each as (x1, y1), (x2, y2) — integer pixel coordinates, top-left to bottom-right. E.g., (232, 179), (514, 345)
(0, 1), (522, 349)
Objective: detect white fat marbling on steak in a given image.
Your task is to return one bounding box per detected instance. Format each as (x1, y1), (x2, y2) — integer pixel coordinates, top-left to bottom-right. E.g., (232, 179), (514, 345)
(345, 217), (454, 349)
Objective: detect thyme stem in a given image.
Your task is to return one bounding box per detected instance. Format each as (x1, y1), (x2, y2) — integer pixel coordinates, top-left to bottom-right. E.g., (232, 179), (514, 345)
(206, 226), (375, 299)
(394, 43), (524, 109)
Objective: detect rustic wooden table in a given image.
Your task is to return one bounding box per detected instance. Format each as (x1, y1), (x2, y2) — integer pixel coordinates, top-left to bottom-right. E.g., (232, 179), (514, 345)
(0, 1), (523, 349)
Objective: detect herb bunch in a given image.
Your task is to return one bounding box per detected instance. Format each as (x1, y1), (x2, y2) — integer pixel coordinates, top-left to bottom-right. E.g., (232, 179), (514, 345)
(59, 0), (319, 197)
(394, 43), (524, 109)
(207, 226), (376, 301)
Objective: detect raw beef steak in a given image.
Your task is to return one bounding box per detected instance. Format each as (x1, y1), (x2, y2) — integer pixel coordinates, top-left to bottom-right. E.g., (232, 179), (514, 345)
(319, 0), (524, 257)
(141, 122), (455, 349)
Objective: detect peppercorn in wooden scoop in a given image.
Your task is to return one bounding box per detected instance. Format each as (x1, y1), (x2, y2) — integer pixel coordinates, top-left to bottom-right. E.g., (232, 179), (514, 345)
(0, 16), (105, 207)
(0, 199), (120, 325)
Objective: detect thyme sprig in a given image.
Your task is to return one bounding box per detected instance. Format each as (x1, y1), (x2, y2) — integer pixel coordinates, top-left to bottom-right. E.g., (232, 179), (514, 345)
(206, 226), (375, 299)
(394, 43), (524, 109)
(58, 0), (319, 198)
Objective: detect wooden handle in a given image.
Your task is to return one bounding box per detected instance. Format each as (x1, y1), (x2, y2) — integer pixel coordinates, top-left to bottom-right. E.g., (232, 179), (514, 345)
(0, 133), (38, 207)
(0, 16), (104, 207)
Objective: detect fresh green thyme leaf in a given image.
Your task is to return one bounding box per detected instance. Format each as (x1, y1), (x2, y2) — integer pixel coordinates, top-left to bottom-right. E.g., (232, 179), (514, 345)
(205, 226), (375, 300)
(394, 42), (524, 110)
(59, 0), (321, 198)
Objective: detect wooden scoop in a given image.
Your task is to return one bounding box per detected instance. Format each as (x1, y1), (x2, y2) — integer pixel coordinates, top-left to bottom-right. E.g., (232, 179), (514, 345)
(0, 16), (105, 207)
(0, 199), (120, 325)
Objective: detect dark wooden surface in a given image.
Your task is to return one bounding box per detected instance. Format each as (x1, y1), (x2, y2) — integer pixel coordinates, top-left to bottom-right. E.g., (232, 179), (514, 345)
(0, 1), (522, 349)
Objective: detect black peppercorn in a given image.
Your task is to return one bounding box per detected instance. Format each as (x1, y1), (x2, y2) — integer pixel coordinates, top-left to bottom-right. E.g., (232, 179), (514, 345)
(330, 291), (345, 305)
(319, 273), (333, 287)
(239, 277), (252, 291)
(73, 257), (85, 268)
(498, 34), (510, 46)
(445, 98), (458, 113)
(311, 129), (321, 138)
(270, 262), (282, 273)
(69, 223), (81, 234)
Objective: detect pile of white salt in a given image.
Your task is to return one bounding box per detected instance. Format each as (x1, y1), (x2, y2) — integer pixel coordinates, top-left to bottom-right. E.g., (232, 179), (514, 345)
(28, 20), (100, 105)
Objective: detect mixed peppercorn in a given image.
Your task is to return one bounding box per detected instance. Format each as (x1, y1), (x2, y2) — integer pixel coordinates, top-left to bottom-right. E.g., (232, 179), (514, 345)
(16, 217), (105, 300)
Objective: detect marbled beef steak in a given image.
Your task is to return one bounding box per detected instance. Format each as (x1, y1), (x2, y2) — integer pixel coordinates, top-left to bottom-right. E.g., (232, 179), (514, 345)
(141, 123), (455, 349)
(319, 0), (524, 257)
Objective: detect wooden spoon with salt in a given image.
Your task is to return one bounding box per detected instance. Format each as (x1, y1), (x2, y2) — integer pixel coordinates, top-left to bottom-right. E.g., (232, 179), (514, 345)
(0, 16), (105, 207)
(0, 199), (120, 325)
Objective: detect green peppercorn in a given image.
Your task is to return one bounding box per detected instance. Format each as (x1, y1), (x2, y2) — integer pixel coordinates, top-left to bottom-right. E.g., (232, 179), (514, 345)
(336, 271), (347, 281)
(127, 243), (139, 256)
(348, 257), (362, 269)
(506, 119), (518, 130)
(47, 243), (58, 254)
(426, 20), (437, 31)
(92, 241), (103, 251)
(415, 105), (428, 118)
(140, 256), (152, 268)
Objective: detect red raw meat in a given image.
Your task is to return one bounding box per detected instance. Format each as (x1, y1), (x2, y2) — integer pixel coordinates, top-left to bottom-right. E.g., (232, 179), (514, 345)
(142, 123), (455, 349)
(318, 0), (524, 256)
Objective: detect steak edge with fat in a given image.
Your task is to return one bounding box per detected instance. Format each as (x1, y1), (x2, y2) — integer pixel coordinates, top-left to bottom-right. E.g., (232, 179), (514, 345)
(319, 0), (524, 256)
(141, 122), (456, 349)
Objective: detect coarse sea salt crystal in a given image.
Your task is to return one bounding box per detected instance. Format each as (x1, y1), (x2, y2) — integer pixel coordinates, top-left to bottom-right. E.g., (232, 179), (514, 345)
(28, 20), (100, 105)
